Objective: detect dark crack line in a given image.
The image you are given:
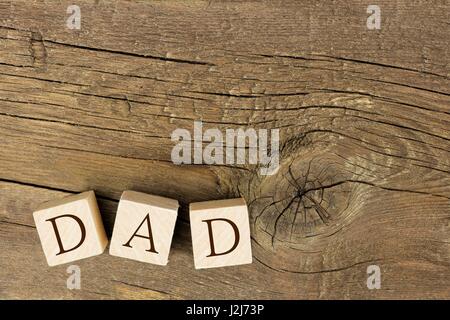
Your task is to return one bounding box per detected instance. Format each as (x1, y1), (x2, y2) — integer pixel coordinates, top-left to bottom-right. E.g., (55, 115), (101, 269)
(316, 54), (449, 80)
(112, 280), (170, 295)
(44, 39), (214, 66)
(271, 196), (297, 247)
(0, 219), (35, 229)
(253, 196), (292, 231)
(187, 90), (309, 99)
(0, 178), (119, 203)
(254, 255), (384, 275)
(280, 259), (384, 275)
(0, 111), (168, 139)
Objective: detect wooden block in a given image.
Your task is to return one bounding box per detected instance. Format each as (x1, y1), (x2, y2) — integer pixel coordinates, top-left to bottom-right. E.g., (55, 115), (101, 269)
(109, 191), (179, 265)
(190, 198), (253, 269)
(33, 191), (108, 266)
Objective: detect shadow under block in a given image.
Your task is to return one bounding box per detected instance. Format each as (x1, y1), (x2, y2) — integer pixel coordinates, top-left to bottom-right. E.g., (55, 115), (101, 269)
(109, 191), (179, 265)
(190, 198), (253, 269)
(33, 191), (108, 266)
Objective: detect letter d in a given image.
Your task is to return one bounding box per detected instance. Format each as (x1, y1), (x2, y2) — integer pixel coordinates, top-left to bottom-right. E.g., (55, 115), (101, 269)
(203, 218), (240, 257)
(46, 214), (86, 255)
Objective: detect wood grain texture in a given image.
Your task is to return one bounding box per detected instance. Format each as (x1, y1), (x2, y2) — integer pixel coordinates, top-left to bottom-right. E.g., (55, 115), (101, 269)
(0, 0), (449, 299)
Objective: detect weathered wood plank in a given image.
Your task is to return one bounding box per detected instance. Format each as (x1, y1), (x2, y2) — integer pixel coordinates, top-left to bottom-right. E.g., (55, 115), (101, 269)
(0, 0), (449, 299)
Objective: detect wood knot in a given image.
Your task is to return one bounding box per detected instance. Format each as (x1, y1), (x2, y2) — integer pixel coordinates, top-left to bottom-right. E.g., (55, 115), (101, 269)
(248, 154), (358, 250)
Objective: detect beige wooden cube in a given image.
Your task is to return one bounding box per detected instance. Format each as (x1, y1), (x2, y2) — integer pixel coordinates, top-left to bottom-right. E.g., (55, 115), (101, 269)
(109, 191), (179, 265)
(33, 191), (108, 266)
(190, 198), (252, 269)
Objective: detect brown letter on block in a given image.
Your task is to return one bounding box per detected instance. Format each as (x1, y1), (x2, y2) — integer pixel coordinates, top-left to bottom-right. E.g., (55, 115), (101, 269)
(109, 191), (179, 265)
(46, 214), (86, 255)
(190, 198), (252, 269)
(122, 213), (158, 254)
(33, 191), (108, 266)
(203, 218), (240, 257)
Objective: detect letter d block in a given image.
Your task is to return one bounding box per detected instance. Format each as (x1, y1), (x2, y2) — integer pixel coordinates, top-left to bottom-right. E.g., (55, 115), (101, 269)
(190, 198), (252, 269)
(33, 191), (108, 266)
(109, 191), (179, 265)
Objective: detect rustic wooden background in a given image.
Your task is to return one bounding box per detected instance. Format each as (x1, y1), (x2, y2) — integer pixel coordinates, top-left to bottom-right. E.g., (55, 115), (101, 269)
(0, 0), (449, 299)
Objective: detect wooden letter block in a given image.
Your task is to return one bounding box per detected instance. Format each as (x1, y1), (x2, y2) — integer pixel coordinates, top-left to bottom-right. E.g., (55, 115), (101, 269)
(33, 191), (108, 266)
(190, 198), (252, 269)
(109, 191), (179, 265)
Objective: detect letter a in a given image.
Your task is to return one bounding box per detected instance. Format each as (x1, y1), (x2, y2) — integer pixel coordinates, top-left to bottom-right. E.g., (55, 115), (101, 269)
(122, 213), (158, 253)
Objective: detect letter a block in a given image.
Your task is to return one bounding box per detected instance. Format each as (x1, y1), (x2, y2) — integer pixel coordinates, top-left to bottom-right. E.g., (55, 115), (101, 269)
(109, 191), (179, 265)
(33, 191), (108, 266)
(190, 198), (252, 269)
